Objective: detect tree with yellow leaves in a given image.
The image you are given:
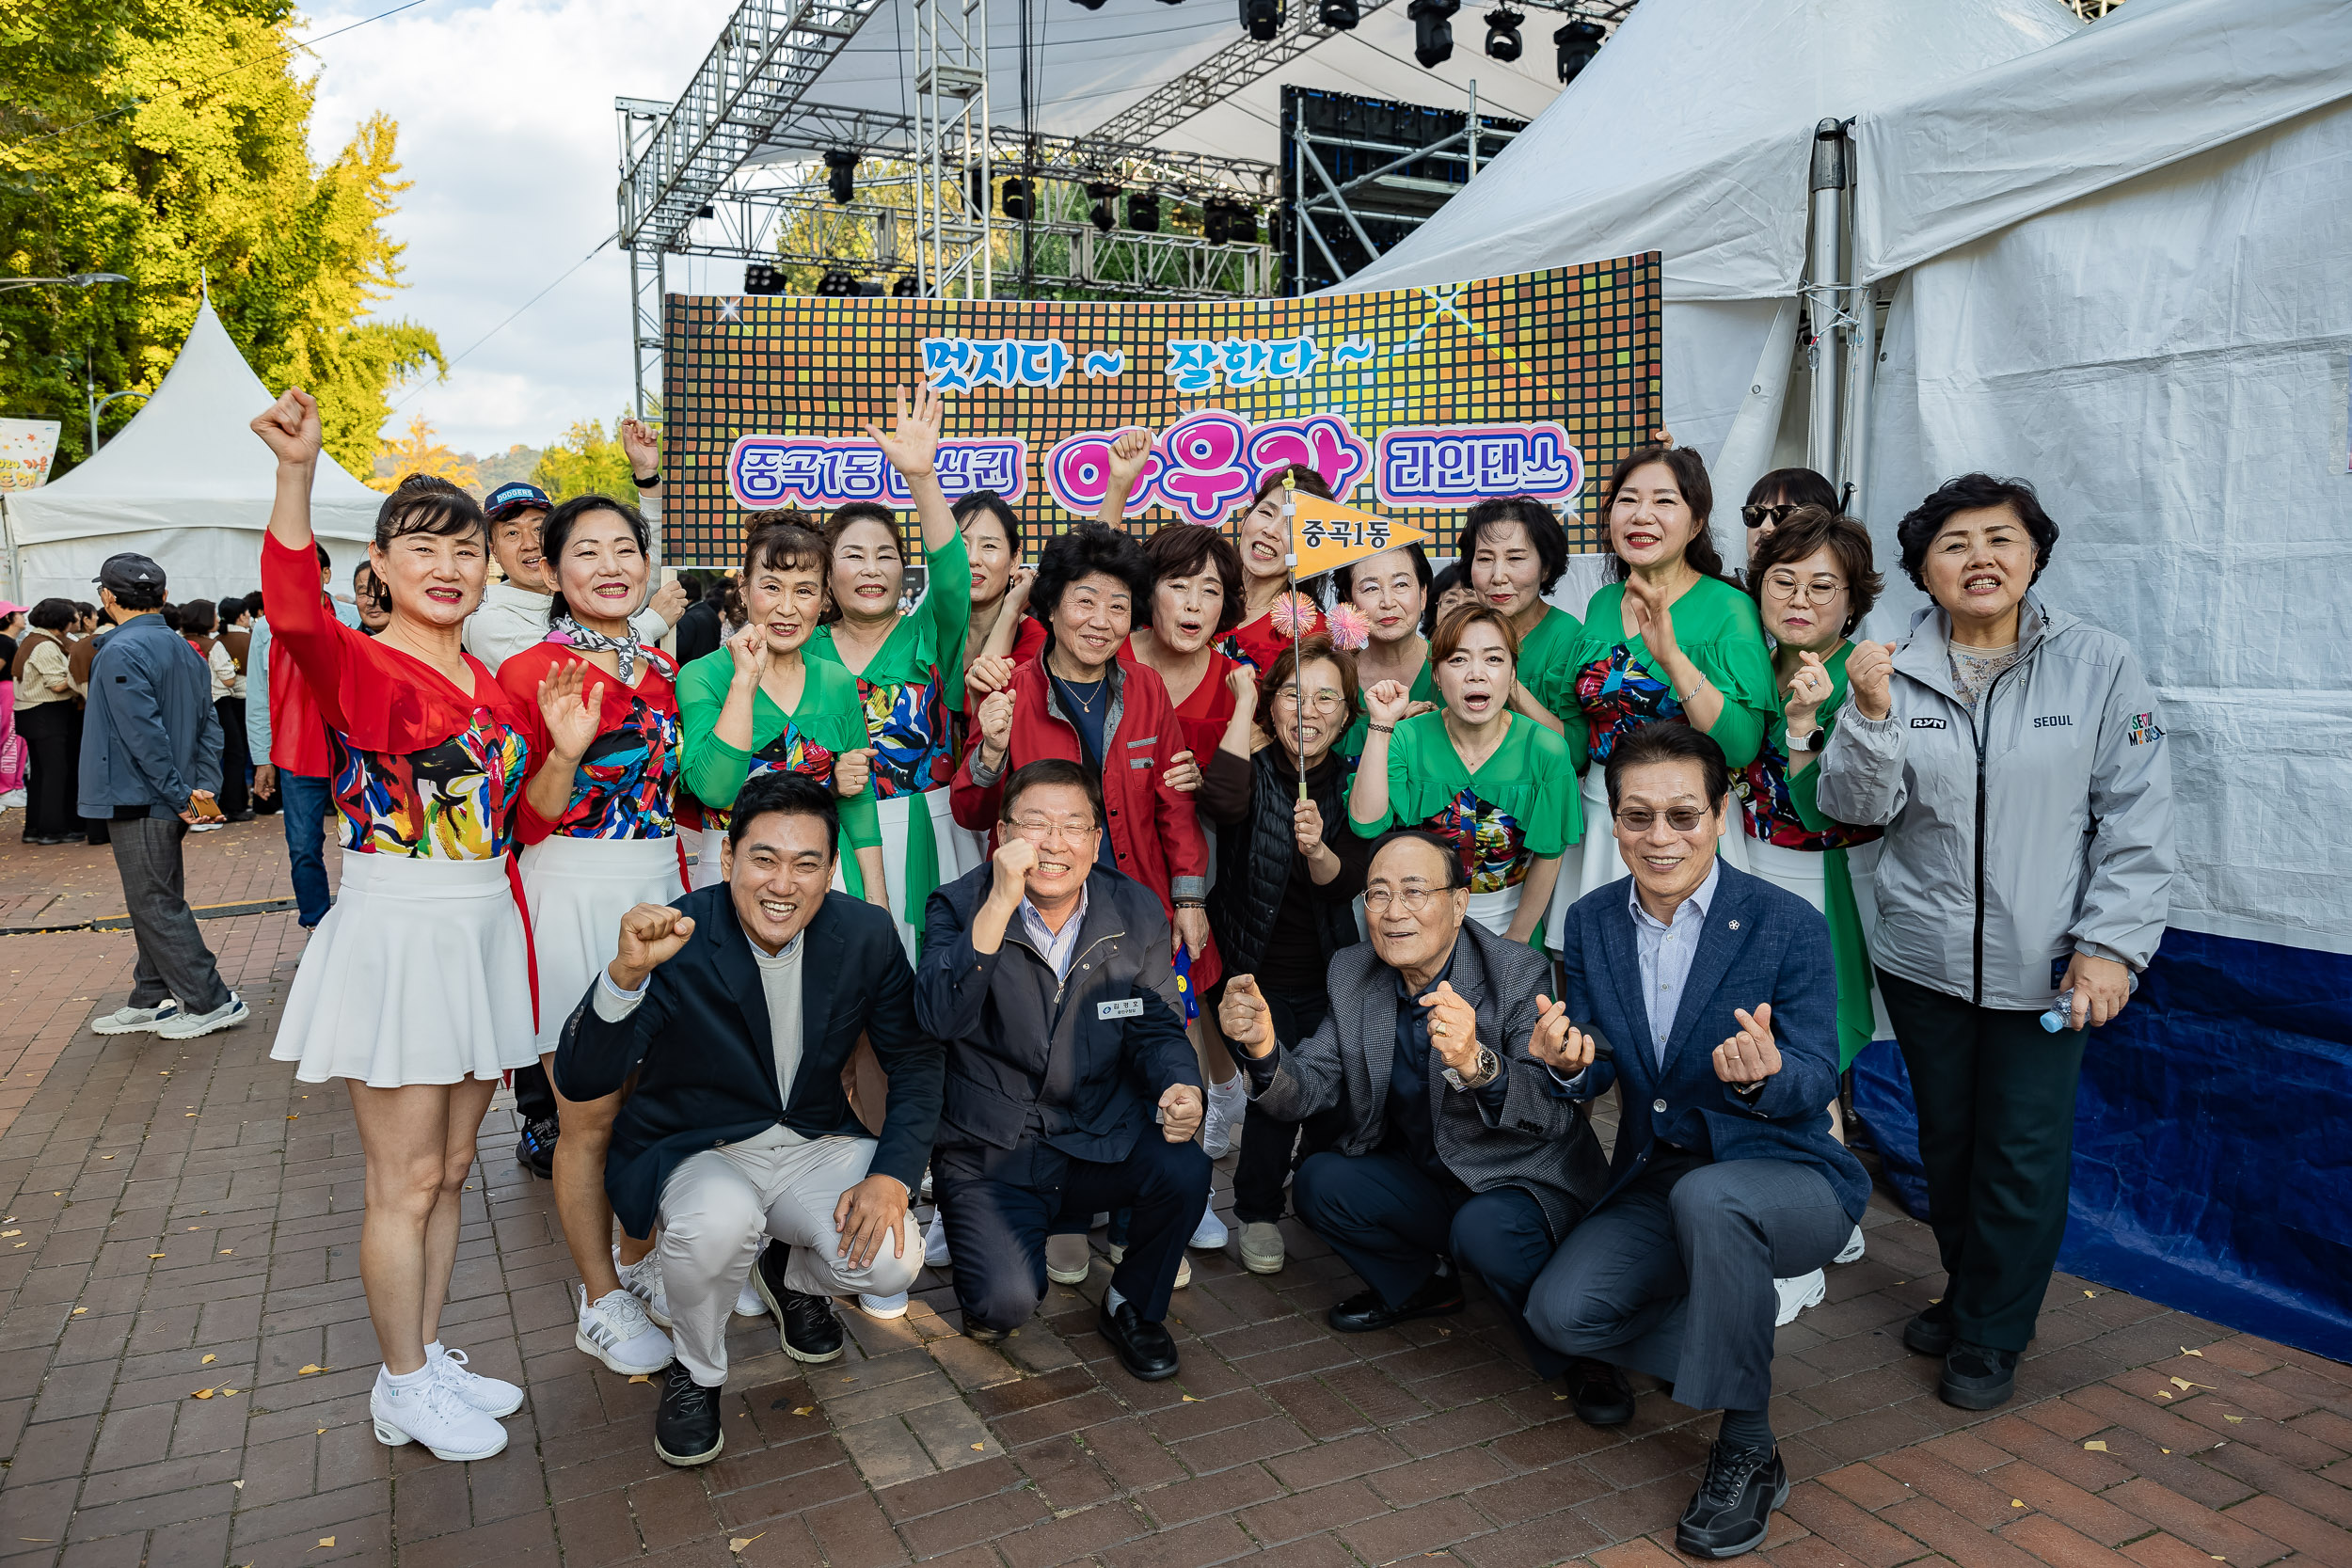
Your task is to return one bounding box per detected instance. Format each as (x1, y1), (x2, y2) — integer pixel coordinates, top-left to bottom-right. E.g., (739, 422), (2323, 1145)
(369, 415), (478, 493)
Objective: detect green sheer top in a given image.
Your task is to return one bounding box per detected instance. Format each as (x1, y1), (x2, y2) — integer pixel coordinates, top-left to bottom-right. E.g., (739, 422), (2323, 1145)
(675, 648), (882, 886)
(1542, 576), (1779, 771)
(1350, 711), (1581, 895)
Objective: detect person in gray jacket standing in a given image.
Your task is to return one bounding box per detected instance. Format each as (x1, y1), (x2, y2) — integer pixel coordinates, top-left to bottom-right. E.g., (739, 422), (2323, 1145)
(1816, 474), (2172, 1413)
(78, 553), (248, 1041)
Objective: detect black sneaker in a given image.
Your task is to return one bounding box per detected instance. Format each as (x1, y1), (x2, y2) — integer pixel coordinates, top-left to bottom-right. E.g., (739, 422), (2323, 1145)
(516, 1116), (558, 1180)
(752, 1243), (843, 1363)
(1676, 1443), (1788, 1560)
(1327, 1265), (1465, 1334)
(1565, 1356), (1635, 1427)
(652, 1363), (723, 1466)
(1902, 1300), (1956, 1357)
(1940, 1342), (2018, 1410)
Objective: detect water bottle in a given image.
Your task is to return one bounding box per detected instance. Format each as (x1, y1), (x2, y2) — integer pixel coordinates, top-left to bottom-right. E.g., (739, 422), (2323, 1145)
(2040, 970), (2138, 1032)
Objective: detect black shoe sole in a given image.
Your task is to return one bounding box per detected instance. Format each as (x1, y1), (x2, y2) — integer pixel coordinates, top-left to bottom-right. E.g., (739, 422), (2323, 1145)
(1327, 1294), (1465, 1335)
(751, 1261), (844, 1364)
(1676, 1474), (1790, 1560)
(1574, 1397), (1636, 1428)
(654, 1430), (724, 1467)
(1938, 1372), (2015, 1411)
(1902, 1317), (1957, 1357)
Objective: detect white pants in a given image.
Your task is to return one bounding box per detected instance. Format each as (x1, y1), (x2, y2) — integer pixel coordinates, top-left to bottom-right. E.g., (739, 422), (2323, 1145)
(658, 1126), (922, 1385)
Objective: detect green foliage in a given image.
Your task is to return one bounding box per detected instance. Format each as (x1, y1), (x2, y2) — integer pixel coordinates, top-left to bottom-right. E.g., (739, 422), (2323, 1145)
(0, 0), (442, 475)
(532, 417), (642, 506)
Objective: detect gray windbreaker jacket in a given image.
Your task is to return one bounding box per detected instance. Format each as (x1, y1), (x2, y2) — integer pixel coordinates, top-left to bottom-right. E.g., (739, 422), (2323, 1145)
(1814, 594), (2173, 1011)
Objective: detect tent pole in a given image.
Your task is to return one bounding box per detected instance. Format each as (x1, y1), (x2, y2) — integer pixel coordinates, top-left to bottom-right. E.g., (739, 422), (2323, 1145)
(1841, 272), (1876, 518)
(1805, 119), (1850, 482)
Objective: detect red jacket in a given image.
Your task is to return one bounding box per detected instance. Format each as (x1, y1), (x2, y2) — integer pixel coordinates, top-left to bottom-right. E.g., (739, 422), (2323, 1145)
(950, 654), (1207, 916)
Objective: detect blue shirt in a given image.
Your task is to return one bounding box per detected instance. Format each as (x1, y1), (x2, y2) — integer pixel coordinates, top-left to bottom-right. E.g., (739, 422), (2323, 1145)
(1017, 888), (1090, 980)
(1629, 860), (1721, 1070)
(78, 612), (221, 817)
(1049, 672), (1118, 870)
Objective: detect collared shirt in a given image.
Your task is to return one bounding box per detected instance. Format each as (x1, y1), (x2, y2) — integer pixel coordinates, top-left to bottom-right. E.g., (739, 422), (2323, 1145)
(1629, 858), (1722, 1070)
(1017, 887), (1090, 979)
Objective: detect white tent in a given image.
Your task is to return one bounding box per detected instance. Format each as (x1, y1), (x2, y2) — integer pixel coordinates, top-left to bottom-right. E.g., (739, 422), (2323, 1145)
(0, 297), (382, 608)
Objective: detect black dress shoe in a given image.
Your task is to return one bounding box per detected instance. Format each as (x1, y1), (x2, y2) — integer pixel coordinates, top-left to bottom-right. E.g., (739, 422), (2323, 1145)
(1902, 1301), (1956, 1357)
(1098, 1297), (1180, 1381)
(1565, 1356), (1635, 1427)
(515, 1116), (558, 1179)
(653, 1362), (724, 1466)
(1328, 1270), (1465, 1334)
(1939, 1342), (2018, 1410)
(1676, 1442), (1788, 1559)
(750, 1243), (844, 1363)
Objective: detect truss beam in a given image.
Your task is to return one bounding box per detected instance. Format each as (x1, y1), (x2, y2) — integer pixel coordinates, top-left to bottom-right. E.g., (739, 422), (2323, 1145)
(1086, 0), (1406, 149)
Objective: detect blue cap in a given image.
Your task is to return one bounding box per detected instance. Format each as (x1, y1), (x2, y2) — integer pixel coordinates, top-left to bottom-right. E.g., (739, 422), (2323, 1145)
(485, 481), (552, 520)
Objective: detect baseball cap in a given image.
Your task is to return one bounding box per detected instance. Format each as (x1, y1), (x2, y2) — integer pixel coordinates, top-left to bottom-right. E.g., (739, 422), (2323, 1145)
(485, 482), (552, 521)
(93, 553), (166, 594)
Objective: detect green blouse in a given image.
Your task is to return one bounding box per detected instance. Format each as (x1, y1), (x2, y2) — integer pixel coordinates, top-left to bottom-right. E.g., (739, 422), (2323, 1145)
(676, 647), (882, 894)
(1542, 576), (1779, 771)
(1339, 658), (1438, 762)
(1351, 710), (1581, 894)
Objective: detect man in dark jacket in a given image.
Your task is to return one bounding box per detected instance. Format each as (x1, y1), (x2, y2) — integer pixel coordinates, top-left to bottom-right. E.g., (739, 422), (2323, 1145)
(1523, 724), (1867, 1561)
(78, 553), (245, 1041)
(1220, 829), (1612, 1400)
(917, 758), (1208, 1382)
(557, 771), (943, 1469)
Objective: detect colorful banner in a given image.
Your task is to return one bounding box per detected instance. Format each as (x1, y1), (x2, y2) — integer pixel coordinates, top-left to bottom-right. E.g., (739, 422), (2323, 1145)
(661, 255), (1661, 567)
(0, 420), (60, 493)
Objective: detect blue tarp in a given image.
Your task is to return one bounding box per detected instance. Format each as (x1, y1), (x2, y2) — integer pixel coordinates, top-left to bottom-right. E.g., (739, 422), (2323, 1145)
(1851, 927), (2352, 1364)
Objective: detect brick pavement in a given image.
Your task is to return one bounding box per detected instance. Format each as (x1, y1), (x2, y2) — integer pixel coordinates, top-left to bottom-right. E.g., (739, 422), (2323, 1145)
(0, 827), (2344, 1568)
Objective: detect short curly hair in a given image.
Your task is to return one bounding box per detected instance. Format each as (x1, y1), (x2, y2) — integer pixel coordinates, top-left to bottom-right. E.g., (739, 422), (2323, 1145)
(1138, 523), (1244, 636)
(1457, 496), (1568, 595)
(1746, 506), (1883, 636)
(1895, 473), (2058, 594)
(1032, 522), (1152, 624)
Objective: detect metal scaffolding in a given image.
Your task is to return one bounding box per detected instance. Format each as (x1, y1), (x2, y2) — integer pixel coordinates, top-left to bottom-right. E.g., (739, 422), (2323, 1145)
(913, 0), (993, 298)
(1088, 0), (1409, 148)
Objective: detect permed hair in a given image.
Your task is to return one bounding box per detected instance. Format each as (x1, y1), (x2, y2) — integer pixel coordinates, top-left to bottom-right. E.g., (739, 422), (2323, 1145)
(1746, 506), (1884, 636)
(1458, 496), (1569, 595)
(1031, 522), (1152, 624)
(1139, 524), (1244, 636)
(740, 508), (830, 583)
(1894, 473), (2059, 594)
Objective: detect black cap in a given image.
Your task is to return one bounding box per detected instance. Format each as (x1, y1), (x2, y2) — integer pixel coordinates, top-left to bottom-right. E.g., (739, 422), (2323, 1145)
(94, 553), (166, 594)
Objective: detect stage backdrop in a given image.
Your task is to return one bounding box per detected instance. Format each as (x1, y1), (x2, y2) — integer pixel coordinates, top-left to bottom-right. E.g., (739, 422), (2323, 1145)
(659, 254), (1661, 567)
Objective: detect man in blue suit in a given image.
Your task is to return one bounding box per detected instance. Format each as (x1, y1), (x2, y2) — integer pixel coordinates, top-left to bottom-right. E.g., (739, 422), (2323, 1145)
(1524, 723), (1867, 1560)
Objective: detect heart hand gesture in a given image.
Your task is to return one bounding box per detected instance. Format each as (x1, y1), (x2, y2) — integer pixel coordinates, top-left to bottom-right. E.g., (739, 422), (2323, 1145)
(1525, 993), (1594, 1077)
(1713, 1004), (1783, 1086)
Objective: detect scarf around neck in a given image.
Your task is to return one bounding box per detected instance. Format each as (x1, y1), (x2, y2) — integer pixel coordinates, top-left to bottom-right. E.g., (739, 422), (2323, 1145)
(548, 612), (641, 685)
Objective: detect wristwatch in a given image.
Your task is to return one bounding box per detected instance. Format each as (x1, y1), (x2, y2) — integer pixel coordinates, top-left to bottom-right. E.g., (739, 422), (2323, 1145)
(632, 470), (663, 488)
(1786, 723), (1826, 753)
(1442, 1047), (1501, 1092)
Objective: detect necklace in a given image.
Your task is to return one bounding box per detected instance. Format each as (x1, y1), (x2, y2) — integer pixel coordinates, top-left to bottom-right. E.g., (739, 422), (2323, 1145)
(1059, 675), (1100, 715)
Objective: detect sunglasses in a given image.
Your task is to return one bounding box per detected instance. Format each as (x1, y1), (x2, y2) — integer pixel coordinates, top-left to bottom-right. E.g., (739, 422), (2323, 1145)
(1741, 502), (1798, 530)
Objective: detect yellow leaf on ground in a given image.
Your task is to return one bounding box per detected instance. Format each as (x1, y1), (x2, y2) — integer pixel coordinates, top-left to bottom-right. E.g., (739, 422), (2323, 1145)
(2085, 1290), (2099, 1298)
(192, 1388), (215, 1399)
(728, 1533), (763, 1553)
(1, 1230), (19, 1238)
(202, 1354), (216, 1365)
(2011, 1500), (2024, 1508)
(2158, 1390), (2173, 1399)
(220, 1249), (232, 1256)
(791, 1405), (817, 1416)
(2224, 1415), (2245, 1424)
(1180, 1394), (1199, 1402)
(317, 1538), (335, 1549)
(2083, 1440), (2108, 1451)
(71, 1308), (86, 1316)
(101, 1155), (113, 1160)
(149, 1253), (166, 1259)
(970, 1442), (985, 1450)
(628, 1374), (650, 1385)
(2181, 1347), (2203, 1356)
(298, 1364), (323, 1375)
(232, 1480), (245, 1489)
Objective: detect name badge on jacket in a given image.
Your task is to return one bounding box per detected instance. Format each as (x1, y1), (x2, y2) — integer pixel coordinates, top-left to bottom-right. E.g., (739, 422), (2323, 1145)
(1097, 997), (1143, 1021)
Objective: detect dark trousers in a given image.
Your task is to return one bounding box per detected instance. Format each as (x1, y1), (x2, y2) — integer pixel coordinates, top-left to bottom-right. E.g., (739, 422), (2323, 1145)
(1219, 980), (1339, 1225)
(1877, 967), (2086, 1353)
(213, 699), (248, 817)
(17, 703), (78, 840)
(108, 815), (232, 1015)
(1525, 1152), (1851, 1412)
(512, 1061), (558, 1122)
(935, 1133), (1211, 1330)
(1293, 1148), (1570, 1379)
(278, 771), (333, 927)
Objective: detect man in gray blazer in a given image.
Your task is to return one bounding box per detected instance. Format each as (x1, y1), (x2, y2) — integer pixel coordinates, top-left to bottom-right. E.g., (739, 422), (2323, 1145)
(1218, 829), (1614, 1404)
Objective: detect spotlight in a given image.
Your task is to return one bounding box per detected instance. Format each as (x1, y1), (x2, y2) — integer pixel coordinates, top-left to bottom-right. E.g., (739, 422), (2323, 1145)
(1553, 17), (1603, 83)
(823, 148), (858, 203)
(1072, 0), (1107, 11)
(1241, 0), (1279, 40)
(743, 262), (787, 295)
(1408, 0), (1457, 66)
(855, 279), (885, 296)
(1000, 176), (1031, 220)
(1483, 7), (1521, 60)
(1127, 191), (1160, 232)
(967, 166), (989, 214)
(817, 268), (859, 296)
(1318, 0), (1357, 26)
(1087, 182), (1120, 232)
(893, 273), (920, 297)
(1203, 197), (1256, 245)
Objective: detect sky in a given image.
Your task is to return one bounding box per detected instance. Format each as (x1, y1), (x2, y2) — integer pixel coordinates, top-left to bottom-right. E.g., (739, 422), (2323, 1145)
(302, 0), (741, 458)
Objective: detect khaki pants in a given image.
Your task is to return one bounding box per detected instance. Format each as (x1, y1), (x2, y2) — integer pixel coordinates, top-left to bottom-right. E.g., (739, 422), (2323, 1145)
(657, 1127), (922, 1386)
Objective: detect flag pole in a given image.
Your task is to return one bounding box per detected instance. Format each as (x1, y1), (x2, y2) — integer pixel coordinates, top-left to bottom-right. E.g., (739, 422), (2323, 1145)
(1282, 473), (1305, 803)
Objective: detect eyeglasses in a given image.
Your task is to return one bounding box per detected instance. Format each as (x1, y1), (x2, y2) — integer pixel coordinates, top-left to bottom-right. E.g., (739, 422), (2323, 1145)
(1741, 502), (1798, 530)
(1274, 684), (1346, 712)
(1758, 572), (1848, 605)
(1613, 807), (1712, 833)
(1363, 883), (1445, 913)
(1007, 815), (1099, 841)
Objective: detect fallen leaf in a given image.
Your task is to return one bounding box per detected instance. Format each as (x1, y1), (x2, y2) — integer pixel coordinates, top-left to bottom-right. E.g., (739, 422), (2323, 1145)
(970, 1442), (985, 1450)
(184, 1112), (196, 1117)
(2011, 1499), (2025, 1508)
(202, 1354), (216, 1365)
(286, 1115), (297, 1120)
(222, 1387), (239, 1396)
(101, 1155), (113, 1160)
(220, 1249), (232, 1255)
(2171, 1378), (2213, 1391)
(192, 1388), (215, 1399)
(2083, 1440), (2108, 1451)
(727, 1534), (763, 1554)
(2181, 1347), (2203, 1357)
(1553, 1393), (1568, 1402)
(232, 1480), (245, 1489)
(628, 1374), (650, 1385)
(1435, 1327), (1452, 1337)
(317, 1538), (335, 1549)
(1180, 1394), (1199, 1402)
(791, 1405), (817, 1417)
(2163, 1448), (2172, 1453)
(2157, 1390), (2173, 1400)
(0, 1230), (18, 1238)
(71, 1307), (86, 1316)
(149, 1253), (166, 1259)
(316, 1428), (326, 1435)
(297, 1364), (323, 1375)
(2224, 1415), (2245, 1424)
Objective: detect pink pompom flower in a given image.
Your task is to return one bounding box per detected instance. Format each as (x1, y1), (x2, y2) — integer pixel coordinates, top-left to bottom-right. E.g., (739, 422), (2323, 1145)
(1326, 602), (1372, 651)
(1266, 592), (1318, 638)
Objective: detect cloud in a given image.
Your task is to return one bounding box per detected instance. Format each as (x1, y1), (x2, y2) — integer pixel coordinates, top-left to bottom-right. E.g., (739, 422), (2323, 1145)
(301, 0), (739, 457)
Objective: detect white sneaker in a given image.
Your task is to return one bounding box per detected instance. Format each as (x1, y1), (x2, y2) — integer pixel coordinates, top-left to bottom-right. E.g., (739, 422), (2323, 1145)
(857, 1291), (910, 1320)
(91, 1001), (179, 1036)
(157, 992), (247, 1039)
(1834, 1225), (1866, 1264)
(733, 1277), (768, 1317)
(616, 1248), (672, 1328)
(1176, 1255), (1192, 1290)
(1201, 1076), (1248, 1160)
(431, 1346), (523, 1417)
(1189, 1200), (1228, 1250)
(1772, 1269), (1827, 1326)
(372, 1366), (507, 1462)
(188, 817), (227, 833)
(923, 1212), (951, 1269)
(578, 1286), (675, 1375)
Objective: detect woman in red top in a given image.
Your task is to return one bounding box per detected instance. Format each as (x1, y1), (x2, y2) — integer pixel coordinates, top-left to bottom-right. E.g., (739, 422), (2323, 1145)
(252, 388), (541, 1465)
(498, 493), (685, 1381)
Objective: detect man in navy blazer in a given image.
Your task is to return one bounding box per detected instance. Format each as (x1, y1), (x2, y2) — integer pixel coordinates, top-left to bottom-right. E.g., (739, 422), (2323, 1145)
(557, 772), (943, 1469)
(1522, 724), (1867, 1561)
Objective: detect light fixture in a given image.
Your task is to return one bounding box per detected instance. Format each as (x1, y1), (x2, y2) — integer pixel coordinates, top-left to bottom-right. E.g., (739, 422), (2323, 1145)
(1483, 7), (1521, 60)
(1241, 0), (1280, 40)
(1408, 0), (1458, 66)
(1128, 191), (1161, 232)
(1087, 182), (1120, 232)
(743, 262), (787, 295)
(1203, 197), (1256, 245)
(824, 149), (858, 203)
(1554, 17), (1604, 83)
(1317, 0), (1357, 26)
(893, 274), (920, 297)
(1000, 176), (1031, 220)
(967, 166), (990, 215)
(817, 269), (860, 296)
(1072, 0), (1107, 11)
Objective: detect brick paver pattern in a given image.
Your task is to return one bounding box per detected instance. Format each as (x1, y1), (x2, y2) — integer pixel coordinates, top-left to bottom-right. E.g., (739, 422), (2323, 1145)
(0, 821), (2345, 1568)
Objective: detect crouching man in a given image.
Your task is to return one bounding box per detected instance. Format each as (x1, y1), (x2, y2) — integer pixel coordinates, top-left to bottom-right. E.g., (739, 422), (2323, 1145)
(556, 771), (943, 1467)
(917, 760), (1209, 1382)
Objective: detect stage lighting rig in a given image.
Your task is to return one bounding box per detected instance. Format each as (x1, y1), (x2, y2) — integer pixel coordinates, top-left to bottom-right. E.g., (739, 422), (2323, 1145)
(1408, 0), (1458, 67)
(1483, 7), (1522, 60)
(1128, 190), (1161, 231)
(1318, 0), (1359, 25)
(817, 268), (859, 296)
(1203, 197), (1258, 245)
(893, 274), (920, 297)
(1087, 182), (1120, 232)
(1241, 0), (1280, 40)
(823, 149), (858, 203)
(1554, 16), (1604, 83)
(1001, 176), (1032, 219)
(743, 262), (787, 295)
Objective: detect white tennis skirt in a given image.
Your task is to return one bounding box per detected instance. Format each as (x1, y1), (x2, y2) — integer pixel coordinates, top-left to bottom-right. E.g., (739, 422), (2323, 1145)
(1742, 834), (1827, 915)
(1553, 767), (1752, 949)
(271, 853), (537, 1087)
(518, 835), (687, 1055)
(1465, 887), (1523, 939)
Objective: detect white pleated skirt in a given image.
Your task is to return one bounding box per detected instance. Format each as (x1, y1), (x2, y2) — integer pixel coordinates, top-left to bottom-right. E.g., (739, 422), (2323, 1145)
(272, 853), (537, 1087)
(1551, 767), (1752, 950)
(1465, 887), (1523, 939)
(518, 835), (686, 1054)
(1742, 834), (1827, 915)
(874, 788), (983, 959)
